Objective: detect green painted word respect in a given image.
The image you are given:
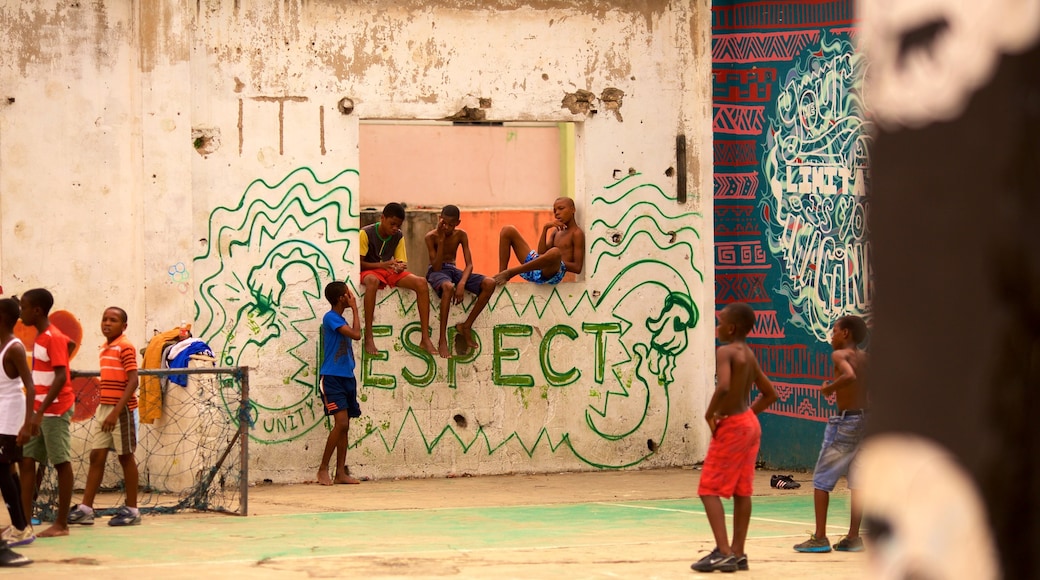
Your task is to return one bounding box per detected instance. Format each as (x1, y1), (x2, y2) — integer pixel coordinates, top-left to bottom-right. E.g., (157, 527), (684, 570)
(361, 321), (622, 390)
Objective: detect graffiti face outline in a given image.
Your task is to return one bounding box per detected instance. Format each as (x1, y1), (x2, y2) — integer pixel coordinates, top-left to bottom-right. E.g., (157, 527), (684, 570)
(194, 167), (361, 444)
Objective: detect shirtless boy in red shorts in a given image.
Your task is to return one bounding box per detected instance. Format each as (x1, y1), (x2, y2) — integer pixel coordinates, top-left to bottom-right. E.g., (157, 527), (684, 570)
(692, 302), (778, 573)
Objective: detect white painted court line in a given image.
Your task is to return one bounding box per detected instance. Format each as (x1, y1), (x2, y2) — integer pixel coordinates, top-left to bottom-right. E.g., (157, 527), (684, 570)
(596, 501), (850, 531)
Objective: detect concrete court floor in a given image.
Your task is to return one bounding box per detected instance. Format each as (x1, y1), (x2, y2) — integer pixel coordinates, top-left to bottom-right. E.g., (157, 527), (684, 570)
(7, 468), (867, 579)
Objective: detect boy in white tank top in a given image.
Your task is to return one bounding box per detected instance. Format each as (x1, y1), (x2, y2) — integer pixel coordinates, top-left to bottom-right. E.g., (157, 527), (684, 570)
(0, 298), (34, 566)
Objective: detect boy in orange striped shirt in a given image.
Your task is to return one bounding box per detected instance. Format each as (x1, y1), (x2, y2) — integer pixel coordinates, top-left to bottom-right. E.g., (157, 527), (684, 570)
(67, 307), (141, 527)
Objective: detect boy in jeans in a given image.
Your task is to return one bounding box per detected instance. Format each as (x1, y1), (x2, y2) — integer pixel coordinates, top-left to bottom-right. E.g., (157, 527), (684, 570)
(692, 302), (777, 573)
(68, 307), (141, 526)
(794, 315), (869, 553)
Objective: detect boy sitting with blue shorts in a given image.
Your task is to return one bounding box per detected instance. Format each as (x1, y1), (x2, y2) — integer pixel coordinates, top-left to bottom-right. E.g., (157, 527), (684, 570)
(493, 197), (584, 286)
(425, 205), (496, 357)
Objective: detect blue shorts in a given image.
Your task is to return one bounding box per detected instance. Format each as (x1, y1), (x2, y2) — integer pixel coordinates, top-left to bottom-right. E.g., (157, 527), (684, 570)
(519, 251), (566, 285)
(426, 263), (487, 297)
(812, 412), (866, 492)
(320, 375), (361, 419)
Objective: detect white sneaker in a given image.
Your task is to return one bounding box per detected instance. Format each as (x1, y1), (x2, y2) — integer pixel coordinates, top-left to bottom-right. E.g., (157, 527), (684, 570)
(1, 525), (34, 547)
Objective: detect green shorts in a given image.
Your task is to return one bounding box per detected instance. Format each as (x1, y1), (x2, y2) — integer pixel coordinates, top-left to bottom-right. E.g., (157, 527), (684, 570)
(22, 410), (73, 465)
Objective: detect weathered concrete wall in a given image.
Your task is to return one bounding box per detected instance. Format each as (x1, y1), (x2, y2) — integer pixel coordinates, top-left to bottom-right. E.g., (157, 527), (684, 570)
(0, 0), (713, 482)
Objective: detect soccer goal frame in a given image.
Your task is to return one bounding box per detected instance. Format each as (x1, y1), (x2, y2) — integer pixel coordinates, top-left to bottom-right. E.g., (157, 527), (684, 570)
(31, 365), (252, 521)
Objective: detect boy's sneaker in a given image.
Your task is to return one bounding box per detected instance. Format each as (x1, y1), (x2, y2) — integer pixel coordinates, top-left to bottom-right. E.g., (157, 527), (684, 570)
(2, 525), (35, 547)
(0, 544), (30, 567)
(735, 554), (748, 571)
(770, 474), (801, 489)
(793, 534), (832, 553)
(834, 536), (865, 552)
(67, 505), (95, 525)
(691, 548), (738, 573)
(108, 506), (141, 527)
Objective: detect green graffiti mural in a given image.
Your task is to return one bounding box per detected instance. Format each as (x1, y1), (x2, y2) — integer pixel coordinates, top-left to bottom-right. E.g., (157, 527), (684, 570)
(194, 167), (359, 443)
(349, 264), (698, 469)
(590, 174), (704, 282)
(761, 33), (873, 341)
(194, 167), (703, 469)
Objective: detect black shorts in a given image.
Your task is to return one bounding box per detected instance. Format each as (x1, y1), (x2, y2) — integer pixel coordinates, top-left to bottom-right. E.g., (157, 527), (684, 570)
(320, 375), (361, 418)
(0, 434), (22, 464)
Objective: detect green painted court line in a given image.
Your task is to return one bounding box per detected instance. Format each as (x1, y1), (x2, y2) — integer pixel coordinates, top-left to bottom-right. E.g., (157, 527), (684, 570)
(31, 496), (850, 569)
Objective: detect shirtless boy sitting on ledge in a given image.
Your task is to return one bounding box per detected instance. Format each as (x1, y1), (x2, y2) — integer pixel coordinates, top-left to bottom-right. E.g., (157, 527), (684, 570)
(493, 197), (584, 286)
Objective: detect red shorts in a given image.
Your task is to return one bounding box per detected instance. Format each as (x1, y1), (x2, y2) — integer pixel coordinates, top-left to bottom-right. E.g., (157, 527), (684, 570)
(697, 409), (761, 498)
(361, 268), (410, 288)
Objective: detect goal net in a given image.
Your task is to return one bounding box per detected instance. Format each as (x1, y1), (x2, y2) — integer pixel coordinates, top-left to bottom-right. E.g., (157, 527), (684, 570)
(31, 364), (251, 521)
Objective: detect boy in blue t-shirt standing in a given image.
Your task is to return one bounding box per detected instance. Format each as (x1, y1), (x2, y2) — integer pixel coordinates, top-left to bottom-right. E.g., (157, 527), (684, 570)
(316, 281), (362, 486)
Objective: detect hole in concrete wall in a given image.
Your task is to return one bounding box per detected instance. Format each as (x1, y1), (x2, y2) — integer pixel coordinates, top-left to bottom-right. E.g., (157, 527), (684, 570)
(561, 89), (595, 115)
(647, 438), (659, 452)
(665, 167), (675, 177)
(453, 414), (468, 429)
(338, 97), (355, 115)
(191, 127), (221, 156)
(445, 106), (487, 123)
(600, 88), (625, 122)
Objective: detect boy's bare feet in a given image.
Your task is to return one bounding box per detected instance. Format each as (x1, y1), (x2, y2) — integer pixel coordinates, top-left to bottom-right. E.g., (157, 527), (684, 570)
(38, 525), (69, 538)
(455, 323), (478, 350)
(493, 270), (513, 286)
(364, 338), (379, 356)
(438, 338), (451, 359)
(317, 470), (334, 486)
(420, 337), (438, 356)
(453, 332), (470, 357)
(335, 474), (361, 485)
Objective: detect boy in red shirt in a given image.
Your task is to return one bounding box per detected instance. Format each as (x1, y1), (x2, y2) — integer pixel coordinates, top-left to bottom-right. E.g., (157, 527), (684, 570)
(67, 307), (141, 526)
(18, 288), (75, 538)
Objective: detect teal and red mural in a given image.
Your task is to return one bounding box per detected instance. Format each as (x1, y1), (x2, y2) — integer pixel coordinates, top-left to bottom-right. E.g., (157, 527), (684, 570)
(712, 0), (871, 467)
